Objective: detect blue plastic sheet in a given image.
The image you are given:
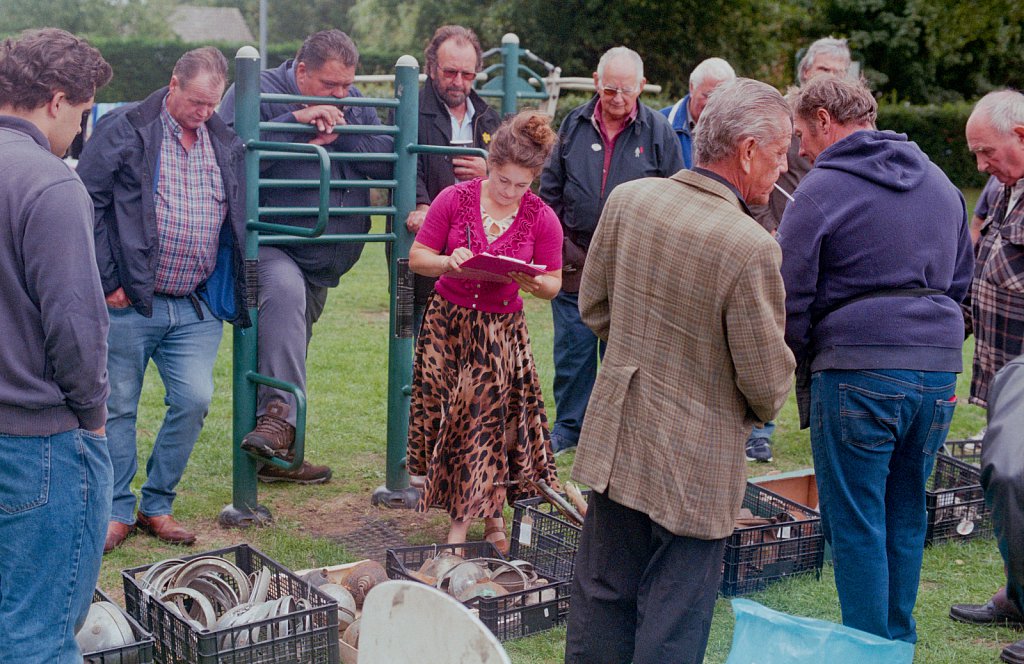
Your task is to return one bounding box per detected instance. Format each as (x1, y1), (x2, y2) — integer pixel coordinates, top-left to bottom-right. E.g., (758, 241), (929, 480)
(725, 599), (915, 663)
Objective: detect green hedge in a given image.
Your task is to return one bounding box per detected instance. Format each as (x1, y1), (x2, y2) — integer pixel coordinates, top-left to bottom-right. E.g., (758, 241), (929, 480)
(877, 102), (985, 189)
(89, 38), (405, 103)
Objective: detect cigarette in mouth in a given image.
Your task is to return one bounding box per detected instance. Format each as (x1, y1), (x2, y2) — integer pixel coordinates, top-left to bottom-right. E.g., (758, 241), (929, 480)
(774, 183), (795, 203)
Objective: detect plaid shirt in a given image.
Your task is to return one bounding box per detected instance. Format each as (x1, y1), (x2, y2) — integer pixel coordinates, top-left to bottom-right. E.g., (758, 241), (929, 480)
(971, 183), (1024, 407)
(154, 101), (226, 295)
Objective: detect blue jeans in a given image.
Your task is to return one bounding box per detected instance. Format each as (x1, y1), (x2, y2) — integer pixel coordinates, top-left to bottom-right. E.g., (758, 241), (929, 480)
(551, 290), (605, 447)
(106, 295), (223, 524)
(811, 369), (956, 643)
(0, 429), (112, 663)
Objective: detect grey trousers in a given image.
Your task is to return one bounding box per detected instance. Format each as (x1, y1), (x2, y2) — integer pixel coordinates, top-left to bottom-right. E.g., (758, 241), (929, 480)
(256, 246), (328, 425)
(982, 356), (1024, 612)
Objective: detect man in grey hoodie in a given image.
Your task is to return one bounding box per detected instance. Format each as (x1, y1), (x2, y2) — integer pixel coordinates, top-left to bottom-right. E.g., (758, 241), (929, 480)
(0, 28), (113, 664)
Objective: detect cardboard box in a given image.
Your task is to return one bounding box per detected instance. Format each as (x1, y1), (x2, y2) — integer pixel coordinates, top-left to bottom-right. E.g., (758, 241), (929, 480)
(752, 469), (819, 511)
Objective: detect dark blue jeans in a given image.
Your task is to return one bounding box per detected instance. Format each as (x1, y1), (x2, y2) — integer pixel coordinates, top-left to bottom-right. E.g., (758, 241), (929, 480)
(811, 369), (956, 643)
(551, 290), (605, 447)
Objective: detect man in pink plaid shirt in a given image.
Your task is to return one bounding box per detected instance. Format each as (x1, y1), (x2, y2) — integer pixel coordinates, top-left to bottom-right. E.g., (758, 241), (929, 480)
(78, 47), (250, 553)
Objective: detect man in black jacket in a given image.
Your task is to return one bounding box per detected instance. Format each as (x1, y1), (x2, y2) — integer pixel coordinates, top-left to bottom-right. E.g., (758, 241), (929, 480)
(539, 46), (684, 455)
(405, 25), (501, 331)
(78, 47), (249, 552)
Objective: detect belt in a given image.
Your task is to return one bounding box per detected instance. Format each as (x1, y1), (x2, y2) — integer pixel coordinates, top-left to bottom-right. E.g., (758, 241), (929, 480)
(155, 292), (206, 320)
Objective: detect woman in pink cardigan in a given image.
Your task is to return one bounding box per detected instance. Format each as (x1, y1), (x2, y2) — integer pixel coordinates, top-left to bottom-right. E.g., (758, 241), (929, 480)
(407, 111), (563, 553)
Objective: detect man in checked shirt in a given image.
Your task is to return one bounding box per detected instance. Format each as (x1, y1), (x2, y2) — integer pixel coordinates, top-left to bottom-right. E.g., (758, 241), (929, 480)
(78, 47), (250, 553)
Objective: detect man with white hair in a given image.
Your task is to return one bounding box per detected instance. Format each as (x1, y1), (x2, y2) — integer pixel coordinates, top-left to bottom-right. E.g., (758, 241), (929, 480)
(564, 78), (794, 664)
(539, 46), (682, 457)
(660, 57), (735, 168)
(778, 75), (972, 643)
(961, 90), (1024, 409)
(948, 92), (1024, 664)
(798, 36), (853, 83)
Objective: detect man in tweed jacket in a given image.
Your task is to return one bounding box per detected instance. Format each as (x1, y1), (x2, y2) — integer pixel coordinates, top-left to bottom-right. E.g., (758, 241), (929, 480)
(564, 79), (795, 664)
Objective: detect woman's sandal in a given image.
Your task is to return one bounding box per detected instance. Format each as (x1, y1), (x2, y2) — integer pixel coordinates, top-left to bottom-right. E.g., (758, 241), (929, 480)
(484, 520), (510, 556)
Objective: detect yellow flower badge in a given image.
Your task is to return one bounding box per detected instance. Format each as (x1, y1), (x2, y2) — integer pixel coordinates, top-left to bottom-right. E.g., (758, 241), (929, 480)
(482, 132), (491, 145)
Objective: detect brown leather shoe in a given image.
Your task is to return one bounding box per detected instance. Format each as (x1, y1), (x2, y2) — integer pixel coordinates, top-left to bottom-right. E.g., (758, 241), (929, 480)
(136, 513), (197, 546)
(103, 521), (134, 554)
(258, 460), (332, 485)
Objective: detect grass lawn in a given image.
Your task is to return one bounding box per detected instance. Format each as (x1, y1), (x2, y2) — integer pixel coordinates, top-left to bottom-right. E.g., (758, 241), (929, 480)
(99, 189), (1011, 662)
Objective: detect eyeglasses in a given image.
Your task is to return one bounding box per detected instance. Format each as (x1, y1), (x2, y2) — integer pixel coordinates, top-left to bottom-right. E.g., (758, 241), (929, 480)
(440, 68), (477, 82)
(599, 84), (639, 98)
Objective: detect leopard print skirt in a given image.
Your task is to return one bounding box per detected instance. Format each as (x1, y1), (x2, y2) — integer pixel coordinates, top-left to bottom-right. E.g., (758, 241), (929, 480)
(408, 294), (558, 520)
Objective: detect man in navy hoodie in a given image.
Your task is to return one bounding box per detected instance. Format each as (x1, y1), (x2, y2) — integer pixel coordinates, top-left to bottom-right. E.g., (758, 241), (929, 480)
(777, 75), (973, 643)
(219, 30), (393, 483)
(0, 28), (113, 663)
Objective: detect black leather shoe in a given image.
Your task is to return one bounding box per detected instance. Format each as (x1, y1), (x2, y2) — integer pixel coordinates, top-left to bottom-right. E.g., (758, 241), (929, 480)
(1002, 638), (1024, 664)
(950, 600), (1024, 628)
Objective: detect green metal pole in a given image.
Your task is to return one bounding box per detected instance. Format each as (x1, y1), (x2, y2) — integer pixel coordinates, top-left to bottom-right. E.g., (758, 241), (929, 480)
(501, 33), (520, 116)
(372, 55), (420, 508)
(220, 45), (272, 527)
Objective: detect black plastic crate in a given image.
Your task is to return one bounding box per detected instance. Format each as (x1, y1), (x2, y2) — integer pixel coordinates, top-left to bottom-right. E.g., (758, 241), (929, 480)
(941, 438), (983, 467)
(82, 588), (156, 664)
(509, 494), (585, 582)
(721, 482), (825, 597)
(926, 453), (993, 545)
(122, 544), (339, 664)
(385, 541), (570, 641)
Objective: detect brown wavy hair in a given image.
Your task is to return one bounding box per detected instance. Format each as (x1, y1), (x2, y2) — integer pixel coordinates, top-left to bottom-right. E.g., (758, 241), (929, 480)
(487, 111), (557, 173)
(424, 25), (483, 78)
(0, 28), (112, 111)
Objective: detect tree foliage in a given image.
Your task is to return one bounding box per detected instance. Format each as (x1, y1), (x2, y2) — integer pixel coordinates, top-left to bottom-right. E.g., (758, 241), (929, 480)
(0, 0), (175, 39)
(2, 0), (1020, 103)
(808, 0), (1024, 101)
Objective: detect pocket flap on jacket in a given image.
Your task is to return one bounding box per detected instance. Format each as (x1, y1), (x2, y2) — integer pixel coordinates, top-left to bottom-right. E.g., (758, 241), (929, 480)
(580, 365), (639, 444)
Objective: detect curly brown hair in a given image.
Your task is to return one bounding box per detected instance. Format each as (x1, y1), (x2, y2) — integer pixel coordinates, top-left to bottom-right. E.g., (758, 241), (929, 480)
(487, 111), (557, 173)
(0, 28), (111, 111)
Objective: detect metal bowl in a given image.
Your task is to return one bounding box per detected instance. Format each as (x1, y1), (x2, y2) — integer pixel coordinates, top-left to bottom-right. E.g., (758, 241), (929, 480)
(76, 601), (135, 653)
(318, 584), (358, 630)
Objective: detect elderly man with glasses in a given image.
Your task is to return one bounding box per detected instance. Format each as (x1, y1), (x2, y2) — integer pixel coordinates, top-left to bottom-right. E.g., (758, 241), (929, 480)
(539, 46), (683, 457)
